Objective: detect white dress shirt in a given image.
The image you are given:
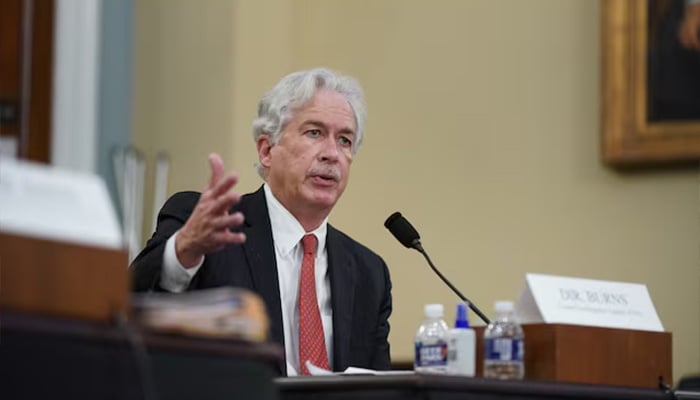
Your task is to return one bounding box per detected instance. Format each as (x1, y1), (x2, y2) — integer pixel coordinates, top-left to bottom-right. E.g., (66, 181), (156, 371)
(160, 184), (333, 376)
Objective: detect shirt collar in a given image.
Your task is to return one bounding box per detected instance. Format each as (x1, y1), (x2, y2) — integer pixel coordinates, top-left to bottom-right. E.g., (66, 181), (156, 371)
(263, 183), (327, 258)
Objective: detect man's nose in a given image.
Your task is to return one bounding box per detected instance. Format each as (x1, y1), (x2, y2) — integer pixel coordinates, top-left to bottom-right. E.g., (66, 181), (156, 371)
(318, 136), (339, 161)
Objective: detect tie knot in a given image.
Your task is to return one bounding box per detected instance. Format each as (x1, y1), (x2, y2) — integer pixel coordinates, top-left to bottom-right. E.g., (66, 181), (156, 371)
(301, 234), (317, 255)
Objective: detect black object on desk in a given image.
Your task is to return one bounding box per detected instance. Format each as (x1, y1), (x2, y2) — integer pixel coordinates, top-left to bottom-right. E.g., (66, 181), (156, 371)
(276, 374), (673, 400)
(0, 312), (284, 400)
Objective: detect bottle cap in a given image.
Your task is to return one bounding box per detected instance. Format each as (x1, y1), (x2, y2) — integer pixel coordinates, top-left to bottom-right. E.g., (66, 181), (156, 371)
(454, 301), (470, 328)
(424, 303), (444, 318)
(494, 300), (514, 313)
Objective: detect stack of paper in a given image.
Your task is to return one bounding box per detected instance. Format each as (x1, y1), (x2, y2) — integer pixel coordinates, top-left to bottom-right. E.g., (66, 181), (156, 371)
(132, 287), (269, 341)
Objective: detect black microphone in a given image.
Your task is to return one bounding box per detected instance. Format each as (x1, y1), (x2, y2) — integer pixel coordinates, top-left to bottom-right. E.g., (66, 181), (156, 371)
(384, 212), (490, 324)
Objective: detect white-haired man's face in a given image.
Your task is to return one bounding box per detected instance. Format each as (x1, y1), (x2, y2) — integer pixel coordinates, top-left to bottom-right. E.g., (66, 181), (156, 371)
(257, 89), (356, 223)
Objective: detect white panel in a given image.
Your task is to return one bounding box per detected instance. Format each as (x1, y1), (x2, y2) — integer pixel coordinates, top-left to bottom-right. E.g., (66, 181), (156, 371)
(51, 0), (102, 173)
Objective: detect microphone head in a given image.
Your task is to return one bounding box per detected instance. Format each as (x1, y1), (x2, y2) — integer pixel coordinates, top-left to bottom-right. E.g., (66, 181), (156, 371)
(384, 212), (421, 249)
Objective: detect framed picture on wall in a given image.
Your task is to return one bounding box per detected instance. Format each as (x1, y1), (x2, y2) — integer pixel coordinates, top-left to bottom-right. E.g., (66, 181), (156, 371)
(601, 0), (700, 166)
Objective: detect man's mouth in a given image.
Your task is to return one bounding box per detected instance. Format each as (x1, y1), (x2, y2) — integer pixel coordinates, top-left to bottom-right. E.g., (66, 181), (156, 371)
(308, 167), (341, 183)
(314, 173), (338, 182)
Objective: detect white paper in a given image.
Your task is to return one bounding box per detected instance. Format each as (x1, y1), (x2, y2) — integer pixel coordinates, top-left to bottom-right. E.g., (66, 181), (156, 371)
(306, 361), (334, 376)
(305, 361), (414, 376)
(0, 158), (123, 249)
(516, 273), (664, 332)
(342, 367), (413, 376)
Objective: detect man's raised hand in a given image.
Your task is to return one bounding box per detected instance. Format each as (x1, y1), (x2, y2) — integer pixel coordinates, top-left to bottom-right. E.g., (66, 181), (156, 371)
(175, 153), (246, 267)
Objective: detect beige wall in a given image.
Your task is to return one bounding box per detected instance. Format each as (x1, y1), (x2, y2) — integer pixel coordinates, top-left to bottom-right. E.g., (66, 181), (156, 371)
(133, 0), (700, 380)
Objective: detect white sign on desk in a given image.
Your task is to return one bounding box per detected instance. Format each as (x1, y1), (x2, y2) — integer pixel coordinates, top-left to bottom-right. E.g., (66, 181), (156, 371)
(0, 158), (123, 250)
(515, 273), (664, 332)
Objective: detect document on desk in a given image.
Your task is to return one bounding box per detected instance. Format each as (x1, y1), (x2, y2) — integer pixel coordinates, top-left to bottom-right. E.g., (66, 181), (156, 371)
(0, 158), (122, 249)
(132, 287), (270, 342)
(306, 361), (414, 376)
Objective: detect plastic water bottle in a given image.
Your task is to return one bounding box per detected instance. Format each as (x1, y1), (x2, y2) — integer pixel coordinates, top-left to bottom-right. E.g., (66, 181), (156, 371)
(447, 301), (476, 376)
(414, 303), (449, 373)
(483, 300), (525, 379)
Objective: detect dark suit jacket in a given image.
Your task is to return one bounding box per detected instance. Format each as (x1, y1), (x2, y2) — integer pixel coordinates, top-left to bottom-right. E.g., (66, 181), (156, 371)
(130, 186), (392, 374)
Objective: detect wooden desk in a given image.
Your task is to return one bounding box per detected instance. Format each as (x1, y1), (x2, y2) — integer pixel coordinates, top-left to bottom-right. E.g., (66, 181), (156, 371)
(393, 324), (672, 389)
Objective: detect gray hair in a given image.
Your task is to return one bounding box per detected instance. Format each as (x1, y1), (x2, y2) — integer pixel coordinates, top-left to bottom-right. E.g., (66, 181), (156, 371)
(252, 67), (367, 177)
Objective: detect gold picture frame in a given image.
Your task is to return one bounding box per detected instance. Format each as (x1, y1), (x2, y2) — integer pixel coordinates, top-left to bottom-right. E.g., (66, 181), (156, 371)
(601, 0), (700, 166)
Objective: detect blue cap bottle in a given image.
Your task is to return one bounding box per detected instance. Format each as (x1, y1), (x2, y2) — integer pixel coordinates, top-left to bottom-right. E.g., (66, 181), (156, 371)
(455, 301), (470, 328)
(447, 301), (476, 376)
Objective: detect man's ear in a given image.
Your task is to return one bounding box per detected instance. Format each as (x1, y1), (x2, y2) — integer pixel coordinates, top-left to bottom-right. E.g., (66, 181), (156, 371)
(257, 134), (273, 168)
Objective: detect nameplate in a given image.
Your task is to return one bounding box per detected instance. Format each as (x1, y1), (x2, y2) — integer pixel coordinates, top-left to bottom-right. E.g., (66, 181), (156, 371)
(515, 273), (663, 332)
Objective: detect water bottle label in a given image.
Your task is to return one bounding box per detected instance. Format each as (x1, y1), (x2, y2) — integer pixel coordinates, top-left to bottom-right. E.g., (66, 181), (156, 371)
(415, 341), (448, 367)
(484, 338), (524, 362)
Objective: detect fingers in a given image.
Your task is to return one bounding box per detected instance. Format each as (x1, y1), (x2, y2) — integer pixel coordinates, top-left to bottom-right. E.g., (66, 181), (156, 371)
(178, 208), (246, 260)
(213, 230), (247, 246)
(210, 172), (239, 199)
(210, 191), (242, 215)
(189, 217), (246, 252)
(207, 153), (225, 190)
(204, 153), (240, 203)
(211, 211), (245, 231)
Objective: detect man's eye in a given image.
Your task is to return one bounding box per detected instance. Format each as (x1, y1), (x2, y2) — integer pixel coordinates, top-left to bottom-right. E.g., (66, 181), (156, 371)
(306, 129), (321, 137)
(339, 136), (352, 147)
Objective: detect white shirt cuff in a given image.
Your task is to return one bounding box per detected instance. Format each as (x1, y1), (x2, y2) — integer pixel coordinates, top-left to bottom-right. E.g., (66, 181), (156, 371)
(160, 230), (204, 292)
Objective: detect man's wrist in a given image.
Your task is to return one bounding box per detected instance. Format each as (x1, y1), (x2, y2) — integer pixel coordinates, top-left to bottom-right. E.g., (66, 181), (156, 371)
(161, 231), (203, 293)
(175, 231), (204, 268)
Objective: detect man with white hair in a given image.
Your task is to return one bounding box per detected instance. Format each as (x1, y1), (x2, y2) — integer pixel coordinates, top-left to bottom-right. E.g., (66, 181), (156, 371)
(131, 68), (392, 376)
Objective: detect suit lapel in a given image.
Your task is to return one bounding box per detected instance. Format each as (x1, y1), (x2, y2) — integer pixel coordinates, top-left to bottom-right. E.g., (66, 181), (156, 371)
(327, 225), (356, 371)
(240, 187), (285, 351)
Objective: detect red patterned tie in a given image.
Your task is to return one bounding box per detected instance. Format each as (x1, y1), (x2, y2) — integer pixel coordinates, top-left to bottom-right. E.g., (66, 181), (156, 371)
(298, 234), (329, 375)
